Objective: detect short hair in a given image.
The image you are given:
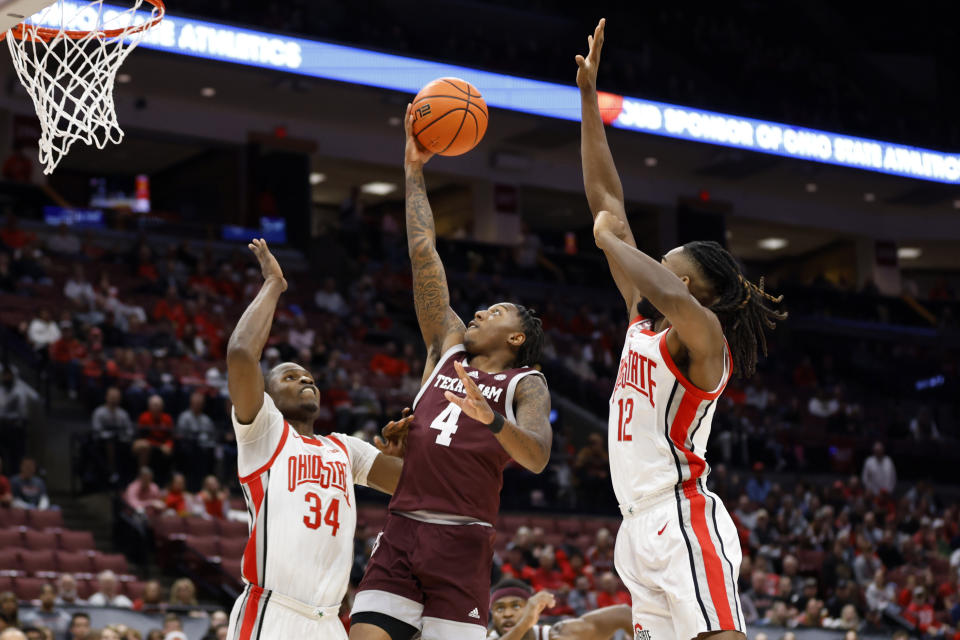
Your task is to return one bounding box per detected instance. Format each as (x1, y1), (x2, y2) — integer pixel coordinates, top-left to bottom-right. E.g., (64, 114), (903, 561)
(70, 612), (90, 624)
(511, 304), (544, 368)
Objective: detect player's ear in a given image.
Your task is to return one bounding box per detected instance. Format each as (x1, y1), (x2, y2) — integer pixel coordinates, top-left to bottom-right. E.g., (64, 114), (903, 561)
(508, 331), (526, 348)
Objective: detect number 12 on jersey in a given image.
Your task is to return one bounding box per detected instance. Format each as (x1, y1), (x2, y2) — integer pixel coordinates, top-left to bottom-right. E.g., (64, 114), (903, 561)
(617, 398), (634, 442)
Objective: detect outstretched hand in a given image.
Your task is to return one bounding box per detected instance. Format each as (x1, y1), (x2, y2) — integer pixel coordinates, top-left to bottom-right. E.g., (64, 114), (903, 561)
(518, 591), (556, 630)
(575, 18), (606, 92)
(593, 209), (627, 246)
(374, 407), (415, 458)
(404, 103), (435, 168)
(248, 238), (287, 291)
(444, 360), (495, 425)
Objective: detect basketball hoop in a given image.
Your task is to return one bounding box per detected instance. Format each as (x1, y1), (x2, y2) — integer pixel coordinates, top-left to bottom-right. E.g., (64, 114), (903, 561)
(3, 0), (165, 174)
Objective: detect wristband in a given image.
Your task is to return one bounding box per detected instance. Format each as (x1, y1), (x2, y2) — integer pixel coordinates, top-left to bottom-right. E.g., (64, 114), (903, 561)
(486, 411), (506, 434)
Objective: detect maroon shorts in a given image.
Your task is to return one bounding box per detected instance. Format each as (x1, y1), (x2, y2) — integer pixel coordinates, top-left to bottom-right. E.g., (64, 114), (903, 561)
(352, 513), (495, 632)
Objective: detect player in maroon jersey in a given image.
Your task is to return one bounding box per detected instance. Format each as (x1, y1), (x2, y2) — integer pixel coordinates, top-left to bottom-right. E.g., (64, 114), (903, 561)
(349, 107), (554, 640)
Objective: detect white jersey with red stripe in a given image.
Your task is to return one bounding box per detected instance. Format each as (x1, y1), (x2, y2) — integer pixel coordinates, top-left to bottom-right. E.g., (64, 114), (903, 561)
(608, 316), (731, 508)
(226, 393), (378, 638)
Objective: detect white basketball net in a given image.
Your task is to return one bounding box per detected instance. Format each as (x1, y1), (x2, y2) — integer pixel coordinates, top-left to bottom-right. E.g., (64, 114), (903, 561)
(5, 0), (163, 174)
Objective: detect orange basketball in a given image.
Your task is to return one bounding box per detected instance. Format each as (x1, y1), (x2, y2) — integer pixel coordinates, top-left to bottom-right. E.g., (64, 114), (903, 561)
(411, 77), (488, 156)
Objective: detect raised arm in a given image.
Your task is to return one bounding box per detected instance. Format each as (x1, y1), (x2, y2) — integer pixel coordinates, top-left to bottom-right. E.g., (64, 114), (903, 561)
(403, 104), (466, 382)
(576, 18), (642, 319)
(553, 605), (634, 640)
(445, 362), (552, 473)
(226, 239), (286, 423)
(594, 213), (726, 390)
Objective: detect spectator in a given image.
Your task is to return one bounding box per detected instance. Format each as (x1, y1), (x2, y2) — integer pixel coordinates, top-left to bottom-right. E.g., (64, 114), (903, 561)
(0, 366), (33, 473)
(865, 568), (895, 615)
(45, 224), (81, 256)
(585, 527), (615, 574)
(594, 572), (630, 607)
(163, 473), (191, 517)
(794, 597), (824, 627)
(530, 546), (565, 592)
(88, 570), (133, 608)
(861, 442), (896, 496)
(0, 592), (19, 630)
(133, 395), (174, 473)
(574, 433), (609, 506)
(20, 584), (71, 635)
(133, 580), (166, 614)
(368, 342), (409, 378)
(175, 391), (216, 486)
(287, 314), (315, 352)
(92, 387), (134, 483)
(746, 462), (771, 503)
(852, 536), (882, 586)
(808, 387), (839, 419)
(909, 407), (940, 441)
(0, 214), (35, 251)
(11, 458), (50, 510)
(0, 254), (15, 293)
(0, 459), (11, 506)
(169, 578), (200, 611)
(26, 308), (61, 354)
(0, 630), (26, 640)
(64, 264), (96, 308)
(67, 612), (91, 640)
(314, 277), (347, 315)
(565, 575), (597, 616)
(197, 475), (228, 520)
(55, 574), (85, 606)
(904, 586), (939, 635)
(1, 145), (32, 183)
(123, 467), (164, 514)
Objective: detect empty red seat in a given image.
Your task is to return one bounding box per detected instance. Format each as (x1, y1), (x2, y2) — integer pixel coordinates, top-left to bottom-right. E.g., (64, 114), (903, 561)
(76, 578), (95, 600)
(24, 530), (58, 551)
(91, 553), (128, 574)
(185, 535), (220, 558)
(218, 520), (249, 539)
(221, 557), (242, 581)
(0, 549), (22, 574)
(152, 516), (186, 540)
(0, 528), (23, 549)
(14, 576), (46, 601)
(27, 510), (63, 530)
(528, 517), (557, 533)
(0, 576), (13, 593)
(59, 530), (95, 551)
(501, 515), (529, 532)
(56, 551), (94, 574)
(0, 509), (28, 528)
(555, 519), (582, 535)
(20, 550), (57, 575)
(183, 519), (217, 537)
(219, 537), (248, 560)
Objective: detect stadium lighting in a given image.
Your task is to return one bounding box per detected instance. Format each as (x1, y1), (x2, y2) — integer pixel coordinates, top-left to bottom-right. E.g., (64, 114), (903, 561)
(117, 73), (132, 84)
(757, 237), (788, 251)
(644, 157), (658, 167)
(29, 4), (960, 184)
(309, 172), (326, 185)
(200, 87), (216, 98)
(805, 182), (818, 193)
(360, 181), (397, 196)
(897, 247), (922, 259)
(863, 192), (876, 202)
(953, 199), (960, 209)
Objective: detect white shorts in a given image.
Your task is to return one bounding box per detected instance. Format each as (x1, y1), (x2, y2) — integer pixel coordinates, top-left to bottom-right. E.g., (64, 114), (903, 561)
(227, 585), (347, 640)
(615, 480), (746, 640)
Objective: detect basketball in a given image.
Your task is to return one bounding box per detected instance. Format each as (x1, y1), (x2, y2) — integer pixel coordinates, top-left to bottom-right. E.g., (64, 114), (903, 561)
(411, 77), (488, 156)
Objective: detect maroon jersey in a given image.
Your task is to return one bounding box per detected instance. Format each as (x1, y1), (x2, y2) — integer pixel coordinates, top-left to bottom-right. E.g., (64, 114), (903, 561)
(389, 344), (545, 524)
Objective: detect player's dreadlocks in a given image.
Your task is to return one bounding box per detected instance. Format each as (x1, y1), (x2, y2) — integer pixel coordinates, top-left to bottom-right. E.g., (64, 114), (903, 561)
(512, 304), (544, 368)
(683, 240), (787, 378)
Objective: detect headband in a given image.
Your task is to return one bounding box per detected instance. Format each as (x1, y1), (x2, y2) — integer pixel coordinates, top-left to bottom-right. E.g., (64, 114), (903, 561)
(490, 587), (531, 607)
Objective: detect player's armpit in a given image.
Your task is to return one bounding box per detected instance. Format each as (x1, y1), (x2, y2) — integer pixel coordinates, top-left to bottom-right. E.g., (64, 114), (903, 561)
(364, 454), (403, 495)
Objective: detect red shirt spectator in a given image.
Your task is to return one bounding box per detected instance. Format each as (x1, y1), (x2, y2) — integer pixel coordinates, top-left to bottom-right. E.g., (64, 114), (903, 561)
(530, 552), (566, 592)
(0, 216), (35, 250)
(595, 572), (631, 608)
(369, 343), (410, 378)
(153, 295), (187, 328)
(904, 599), (938, 634)
(137, 399), (174, 448)
(164, 473), (190, 517)
(49, 332), (87, 363)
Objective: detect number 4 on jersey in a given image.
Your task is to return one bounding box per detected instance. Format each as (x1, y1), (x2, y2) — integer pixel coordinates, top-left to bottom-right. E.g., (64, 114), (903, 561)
(430, 403), (462, 446)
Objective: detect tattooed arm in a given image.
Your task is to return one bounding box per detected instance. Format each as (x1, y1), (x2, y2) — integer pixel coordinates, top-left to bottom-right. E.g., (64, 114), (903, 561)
(403, 104), (467, 384)
(445, 362), (553, 474)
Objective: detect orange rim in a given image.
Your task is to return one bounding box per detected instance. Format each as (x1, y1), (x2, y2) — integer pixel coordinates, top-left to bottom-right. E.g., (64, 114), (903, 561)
(6, 0), (164, 41)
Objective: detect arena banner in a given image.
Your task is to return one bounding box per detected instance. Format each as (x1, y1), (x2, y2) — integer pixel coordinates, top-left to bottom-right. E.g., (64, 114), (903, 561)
(24, 3), (960, 184)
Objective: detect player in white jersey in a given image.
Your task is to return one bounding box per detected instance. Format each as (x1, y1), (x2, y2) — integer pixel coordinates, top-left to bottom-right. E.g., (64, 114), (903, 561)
(577, 19), (787, 640)
(225, 239), (413, 640)
(487, 580), (633, 640)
